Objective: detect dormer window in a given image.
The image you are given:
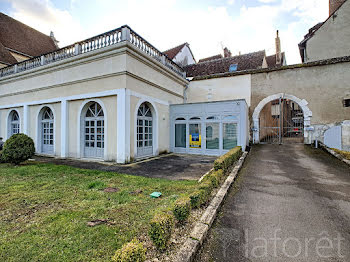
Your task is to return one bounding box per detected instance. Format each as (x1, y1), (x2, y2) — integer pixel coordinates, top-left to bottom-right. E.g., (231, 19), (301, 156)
(229, 64), (238, 72)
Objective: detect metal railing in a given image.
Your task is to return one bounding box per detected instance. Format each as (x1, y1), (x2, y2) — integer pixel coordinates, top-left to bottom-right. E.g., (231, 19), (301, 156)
(0, 25), (185, 78)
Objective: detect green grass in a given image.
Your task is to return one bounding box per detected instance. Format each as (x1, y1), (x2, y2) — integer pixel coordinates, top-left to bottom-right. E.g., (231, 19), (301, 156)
(0, 162), (198, 262)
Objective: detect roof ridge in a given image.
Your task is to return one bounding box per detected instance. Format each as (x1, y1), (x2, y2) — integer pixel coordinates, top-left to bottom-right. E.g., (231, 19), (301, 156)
(196, 50), (266, 65)
(163, 42), (187, 53)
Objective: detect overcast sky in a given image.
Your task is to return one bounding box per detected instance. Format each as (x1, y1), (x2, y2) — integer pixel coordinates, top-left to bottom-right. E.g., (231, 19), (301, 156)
(1, 0), (329, 64)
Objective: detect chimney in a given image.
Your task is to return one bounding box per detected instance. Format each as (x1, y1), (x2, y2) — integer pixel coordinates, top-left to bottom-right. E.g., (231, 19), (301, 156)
(275, 30), (282, 65)
(223, 47), (232, 58)
(329, 0), (345, 16)
(50, 31), (59, 48)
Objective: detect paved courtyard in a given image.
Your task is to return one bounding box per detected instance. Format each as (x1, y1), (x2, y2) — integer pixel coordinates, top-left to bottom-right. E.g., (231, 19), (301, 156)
(33, 153), (216, 180)
(195, 144), (350, 261)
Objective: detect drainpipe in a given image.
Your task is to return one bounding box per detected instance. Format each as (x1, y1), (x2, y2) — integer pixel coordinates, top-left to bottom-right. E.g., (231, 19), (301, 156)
(184, 84), (189, 103)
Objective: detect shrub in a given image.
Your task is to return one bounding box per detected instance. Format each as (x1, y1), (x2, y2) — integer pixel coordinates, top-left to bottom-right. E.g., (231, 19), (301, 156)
(0, 151), (4, 163)
(203, 170), (223, 188)
(215, 169), (224, 181)
(172, 197), (191, 222)
(112, 239), (146, 262)
(2, 134), (35, 165)
(198, 180), (214, 205)
(190, 189), (209, 208)
(214, 146), (242, 172)
(149, 211), (174, 251)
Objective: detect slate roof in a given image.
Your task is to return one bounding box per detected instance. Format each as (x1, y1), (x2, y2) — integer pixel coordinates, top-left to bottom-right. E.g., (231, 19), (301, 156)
(163, 43), (187, 59)
(198, 54), (223, 63)
(185, 50), (266, 77)
(0, 12), (58, 65)
(266, 52), (285, 68)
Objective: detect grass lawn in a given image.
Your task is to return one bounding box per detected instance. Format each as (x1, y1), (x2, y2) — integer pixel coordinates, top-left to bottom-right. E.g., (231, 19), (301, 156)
(0, 162), (198, 261)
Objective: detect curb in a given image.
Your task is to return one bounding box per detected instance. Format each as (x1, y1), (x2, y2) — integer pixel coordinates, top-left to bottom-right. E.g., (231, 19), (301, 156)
(319, 143), (350, 166)
(174, 151), (249, 262)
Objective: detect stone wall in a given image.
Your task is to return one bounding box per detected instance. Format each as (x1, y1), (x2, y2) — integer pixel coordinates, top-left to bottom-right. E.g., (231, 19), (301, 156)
(251, 61), (350, 146)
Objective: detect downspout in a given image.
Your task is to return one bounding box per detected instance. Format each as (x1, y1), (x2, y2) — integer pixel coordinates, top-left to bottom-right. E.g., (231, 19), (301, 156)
(184, 83), (189, 103)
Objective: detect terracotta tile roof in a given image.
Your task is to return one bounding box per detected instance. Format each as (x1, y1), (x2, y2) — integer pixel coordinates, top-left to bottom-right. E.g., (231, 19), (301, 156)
(163, 43), (187, 59)
(185, 50), (266, 77)
(266, 52), (285, 68)
(0, 12), (58, 64)
(0, 41), (17, 65)
(198, 54), (223, 63)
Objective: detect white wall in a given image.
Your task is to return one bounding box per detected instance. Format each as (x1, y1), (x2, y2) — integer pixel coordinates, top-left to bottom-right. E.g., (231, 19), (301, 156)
(173, 45), (196, 67)
(186, 74), (251, 106)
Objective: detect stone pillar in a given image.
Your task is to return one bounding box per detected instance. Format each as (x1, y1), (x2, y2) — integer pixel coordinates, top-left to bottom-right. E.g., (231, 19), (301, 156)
(23, 105), (29, 135)
(61, 100), (68, 158)
(121, 27), (131, 42)
(116, 89), (130, 163)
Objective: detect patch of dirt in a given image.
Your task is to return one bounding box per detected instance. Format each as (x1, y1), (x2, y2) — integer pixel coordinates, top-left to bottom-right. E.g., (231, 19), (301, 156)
(103, 187), (119, 193)
(87, 219), (116, 227)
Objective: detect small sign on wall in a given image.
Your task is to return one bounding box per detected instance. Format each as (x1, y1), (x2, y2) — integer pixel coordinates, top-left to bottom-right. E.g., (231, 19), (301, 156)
(189, 133), (201, 148)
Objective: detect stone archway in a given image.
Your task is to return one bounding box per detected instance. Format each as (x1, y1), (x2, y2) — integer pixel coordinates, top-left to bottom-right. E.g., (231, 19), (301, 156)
(252, 93), (313, 144)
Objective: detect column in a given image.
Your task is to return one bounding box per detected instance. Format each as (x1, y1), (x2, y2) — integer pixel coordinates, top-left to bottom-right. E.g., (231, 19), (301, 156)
(117, 89), (130, 163)
(23, 104), (29, 135)
(61, 100), (68, 158)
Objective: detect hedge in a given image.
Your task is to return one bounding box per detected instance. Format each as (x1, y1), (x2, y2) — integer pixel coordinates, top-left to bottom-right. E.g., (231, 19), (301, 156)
(190, 189), (209, 208)
(112, 239), (146, 262)
(2, 134), (35, 165)
(149, 211), (174, 251)
(214, 146), (242, 172)
(172, 197), (191, 222)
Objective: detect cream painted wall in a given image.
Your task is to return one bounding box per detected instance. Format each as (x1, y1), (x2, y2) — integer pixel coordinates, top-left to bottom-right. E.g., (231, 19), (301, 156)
(251, 62), (350, 125)
(0, 107), (23, 140)
(306, 0), (350, 62)
(0, 50), (127, 105)
(126, 47), (186, 99)
(67, 96), (118, 161)
(29, 103), (61, 156)
(0, 40), (187, 162)
(129, 94), (171, 159)
(186, 74), (251, 106)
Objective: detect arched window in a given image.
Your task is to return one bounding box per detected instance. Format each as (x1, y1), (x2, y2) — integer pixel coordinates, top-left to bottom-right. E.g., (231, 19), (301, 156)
(137, 103), (153, 157)
(83, 102), (105, 158)
(9, 110), (20, 137)
(40, 107), (54, 154)
(175, 117), (186, 121)
(190, 117), (200, 120)
(207, 116), (219, 120)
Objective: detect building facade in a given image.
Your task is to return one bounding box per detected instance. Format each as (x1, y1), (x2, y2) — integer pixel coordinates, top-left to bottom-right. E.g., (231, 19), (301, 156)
(299, 0), (350, 63)
(1, 0), (350, 164)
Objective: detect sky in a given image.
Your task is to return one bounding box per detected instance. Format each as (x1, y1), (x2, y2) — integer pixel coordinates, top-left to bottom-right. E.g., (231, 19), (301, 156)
(1, 0), (329, 64)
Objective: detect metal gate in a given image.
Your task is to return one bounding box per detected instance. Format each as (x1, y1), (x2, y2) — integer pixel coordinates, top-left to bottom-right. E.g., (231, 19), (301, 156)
(259, 97), (304, 144)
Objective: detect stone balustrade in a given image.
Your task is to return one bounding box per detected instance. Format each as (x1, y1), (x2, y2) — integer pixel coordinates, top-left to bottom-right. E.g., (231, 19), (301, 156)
(0, 25), (185, 78)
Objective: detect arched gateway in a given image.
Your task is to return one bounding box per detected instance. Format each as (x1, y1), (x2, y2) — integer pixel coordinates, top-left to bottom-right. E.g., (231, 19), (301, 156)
(252, 93), (312, 144)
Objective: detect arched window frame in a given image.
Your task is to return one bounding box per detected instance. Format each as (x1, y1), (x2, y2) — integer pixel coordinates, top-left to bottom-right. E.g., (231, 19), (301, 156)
(8, 110), (20, 138)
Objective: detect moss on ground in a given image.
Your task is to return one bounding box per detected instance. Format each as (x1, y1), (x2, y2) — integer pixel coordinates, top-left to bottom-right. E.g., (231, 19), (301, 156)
(333, 148), (350, 160)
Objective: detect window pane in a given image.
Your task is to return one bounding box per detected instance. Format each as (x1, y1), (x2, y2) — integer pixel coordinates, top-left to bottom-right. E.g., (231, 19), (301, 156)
(175, 124), (186, 148)
(206, 123), (219, 149)
(223, 123), (237, 150)
(189, 124), (201, 148)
